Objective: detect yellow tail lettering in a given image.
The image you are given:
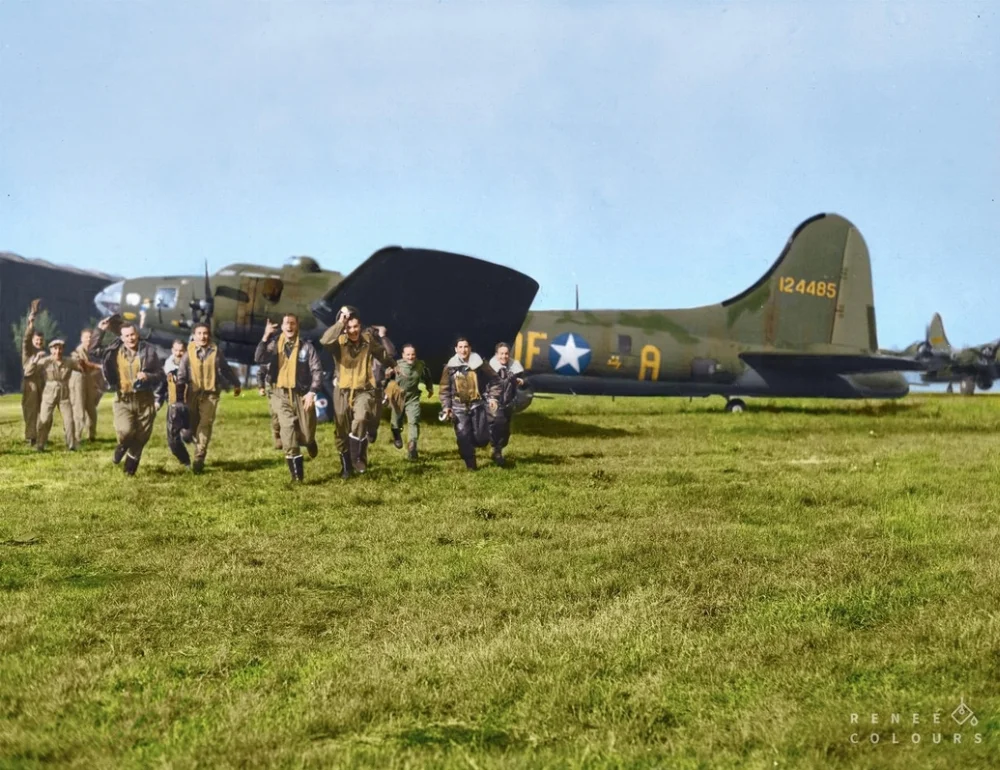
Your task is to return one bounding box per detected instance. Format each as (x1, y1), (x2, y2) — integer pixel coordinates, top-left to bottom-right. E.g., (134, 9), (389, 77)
(525, 331), (547, 370)
(639, 345), (661, 381)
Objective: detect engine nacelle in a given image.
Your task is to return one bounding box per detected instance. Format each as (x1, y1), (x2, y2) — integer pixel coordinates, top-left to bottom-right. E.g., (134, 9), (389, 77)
(976, 374), (993, 391)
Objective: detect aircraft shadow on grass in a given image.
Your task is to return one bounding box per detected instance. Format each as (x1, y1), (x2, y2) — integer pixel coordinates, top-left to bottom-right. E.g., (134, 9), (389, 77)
(746, 401), (922, 417)
(509, 412), (632, 438)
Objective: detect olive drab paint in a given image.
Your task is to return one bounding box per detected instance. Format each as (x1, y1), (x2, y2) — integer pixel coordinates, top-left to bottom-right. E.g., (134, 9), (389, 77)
(510, 213), (920, 402)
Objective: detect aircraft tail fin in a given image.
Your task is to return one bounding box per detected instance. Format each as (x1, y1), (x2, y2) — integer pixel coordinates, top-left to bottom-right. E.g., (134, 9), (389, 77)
(310, 247), (538, 372)
(925, 313), (952, 353)
(722, 213), (878, 352)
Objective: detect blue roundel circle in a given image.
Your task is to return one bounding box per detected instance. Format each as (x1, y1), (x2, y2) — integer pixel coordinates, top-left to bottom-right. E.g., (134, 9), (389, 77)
(548, 332), (592, 375)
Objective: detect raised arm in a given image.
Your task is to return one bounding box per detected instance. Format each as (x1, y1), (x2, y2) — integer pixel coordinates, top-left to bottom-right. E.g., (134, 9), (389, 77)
(319, 319), (345, 355)
(377, 329), (397, 360)
(89, 318), (119, 355)
(255, 319), (278, 365)
(254, 339), (274, 365)
(371, 334), (396, 371)
(21, 316), (35, 365)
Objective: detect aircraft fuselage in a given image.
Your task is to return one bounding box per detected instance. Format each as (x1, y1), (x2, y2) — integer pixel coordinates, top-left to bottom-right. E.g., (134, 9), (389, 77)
(513, 308), (909, 400)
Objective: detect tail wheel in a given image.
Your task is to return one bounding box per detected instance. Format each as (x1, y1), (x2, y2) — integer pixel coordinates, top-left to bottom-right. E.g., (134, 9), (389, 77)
(725, 398), (746, 413)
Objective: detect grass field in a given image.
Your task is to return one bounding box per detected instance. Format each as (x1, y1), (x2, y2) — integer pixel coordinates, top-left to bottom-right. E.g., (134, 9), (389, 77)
(1, 391), (999, 769)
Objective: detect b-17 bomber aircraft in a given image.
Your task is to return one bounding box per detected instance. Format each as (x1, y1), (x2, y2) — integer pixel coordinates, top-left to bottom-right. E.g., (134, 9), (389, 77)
(93, 251), (539, 374)
(507, 213), (925, 412)
(885, 313), (999, 395)
(91, 213), (922, 412)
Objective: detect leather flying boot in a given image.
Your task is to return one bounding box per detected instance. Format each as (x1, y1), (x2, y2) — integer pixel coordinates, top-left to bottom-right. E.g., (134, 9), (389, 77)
(391, 428), (403, 449)
(113, 443), (127, 464)
(492, 448), (505, 467)
(349, 434), (361, 472)
(123, 452), (140, 476)
(357, 435), (369, 473)
(407, 440), (417, 460)
(340, 451), (352, 480)
(286, 456), (297, 482)
(292, 454), (304, 481)
(305, 440), (318, 459)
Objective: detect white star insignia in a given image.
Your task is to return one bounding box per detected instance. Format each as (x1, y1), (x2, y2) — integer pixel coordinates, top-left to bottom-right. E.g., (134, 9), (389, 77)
(550, 334), (590, 373)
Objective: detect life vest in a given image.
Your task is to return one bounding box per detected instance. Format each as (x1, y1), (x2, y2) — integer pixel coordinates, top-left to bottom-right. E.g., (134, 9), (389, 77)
(277, 336), (300, 389)
(117, 348), (142, 393)
(336, 333), (376, 391)
(187, 343), (218, 393)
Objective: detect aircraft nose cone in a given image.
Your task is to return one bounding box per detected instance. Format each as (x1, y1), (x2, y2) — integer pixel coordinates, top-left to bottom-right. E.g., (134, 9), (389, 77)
(94, 280), (123, 316)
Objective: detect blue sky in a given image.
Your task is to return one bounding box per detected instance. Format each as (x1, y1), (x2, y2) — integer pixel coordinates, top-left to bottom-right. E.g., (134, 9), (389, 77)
(1, 1), (996, 348)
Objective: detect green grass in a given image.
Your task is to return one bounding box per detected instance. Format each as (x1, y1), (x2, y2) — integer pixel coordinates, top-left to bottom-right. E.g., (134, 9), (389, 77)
(1, 392), (999, 768)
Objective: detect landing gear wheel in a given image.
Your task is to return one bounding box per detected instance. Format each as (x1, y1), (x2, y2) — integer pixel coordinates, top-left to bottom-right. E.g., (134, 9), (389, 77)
(725, 398), (746, 413)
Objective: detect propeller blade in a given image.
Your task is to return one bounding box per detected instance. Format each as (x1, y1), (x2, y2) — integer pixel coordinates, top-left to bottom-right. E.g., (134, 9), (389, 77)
(203, 260), (215, 330)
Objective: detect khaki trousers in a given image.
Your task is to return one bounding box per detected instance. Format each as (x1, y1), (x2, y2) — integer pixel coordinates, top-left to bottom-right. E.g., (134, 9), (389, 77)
(333, 388), (375, 453)
(189, 391), (220, 462)
(112, 391), (157, 458)
(266, 390), (282, 447)
(70, 372), (100, 442)
(37, 385), (75, 448)
(270, 389), (316, 457)
(21, 379), (41, 441)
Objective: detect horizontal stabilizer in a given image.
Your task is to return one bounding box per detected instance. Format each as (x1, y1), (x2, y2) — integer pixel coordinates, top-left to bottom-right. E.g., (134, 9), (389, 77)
(740, 352), (927, 375)
(311, 247), (538, 373)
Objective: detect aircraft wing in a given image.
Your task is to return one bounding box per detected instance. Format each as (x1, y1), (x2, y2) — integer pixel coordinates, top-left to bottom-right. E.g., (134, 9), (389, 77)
(311, 247), (538, 372)
(740, 352), (927, 375)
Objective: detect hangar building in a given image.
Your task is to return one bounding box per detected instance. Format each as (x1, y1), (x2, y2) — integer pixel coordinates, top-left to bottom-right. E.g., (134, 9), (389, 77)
(0, 252), (119, 393)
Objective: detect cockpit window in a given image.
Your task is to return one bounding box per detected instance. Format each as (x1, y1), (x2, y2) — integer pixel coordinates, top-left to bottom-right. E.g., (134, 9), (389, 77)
(284, 255), (321, 273)
(154, 287), (178, 309)
(261, 278), (284, 303)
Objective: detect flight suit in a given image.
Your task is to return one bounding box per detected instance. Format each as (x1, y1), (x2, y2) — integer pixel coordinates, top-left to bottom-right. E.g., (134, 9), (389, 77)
(21, 323), (45, 444)
(161, 355), (192, 467)
(439, 352), (500, 470)
(33, 355), (80, 450)
(89, 332), (164, 475)
(390, 358), (434, 457)
(176, 342), (241, 471)
(369, 333), (396, 443)
(254, 334), (323, 481)
(70, 343), (101, 443)
(487, 356), (525, 463)
(320, 320), (397, 475)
